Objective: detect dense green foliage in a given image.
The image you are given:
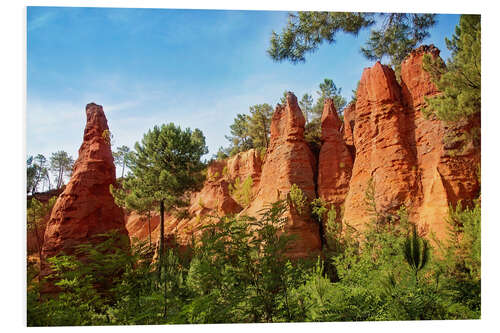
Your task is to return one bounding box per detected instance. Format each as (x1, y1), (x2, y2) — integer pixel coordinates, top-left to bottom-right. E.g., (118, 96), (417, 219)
(423, 15), (481, 122)
(224, 104), (273, 156)
(288, 184), (308, 215)
(268, 12), (435, 69)
(27, 196), (57, 273)
(28, 195), (480, 325)
(111, 123), (208, 277)
(402, 224), (430, 283)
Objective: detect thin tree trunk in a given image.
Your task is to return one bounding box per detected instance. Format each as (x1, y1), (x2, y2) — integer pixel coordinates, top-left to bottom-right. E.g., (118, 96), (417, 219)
(121, 161), (125, 178)
(58, 167), (63, 189)
(158, 200), (165, 280)
(148, 213), (152, 249)
(34, 222), (44, 276)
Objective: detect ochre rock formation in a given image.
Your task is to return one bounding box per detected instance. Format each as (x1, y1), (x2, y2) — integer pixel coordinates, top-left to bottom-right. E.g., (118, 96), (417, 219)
(125, 211), (160, 244)
(41, 103), (128, 271)
(317, 98), (353, 212)
(125, 149), (264, 245)
(342, 45), (480, 240)
(243, 92), (321, 257)
(225, 149), (263, 195)
(343, 61), (418, 231)
(342, 103), (356, 150)
(400, 45), (480, 238)
(70, 45), (479, 259)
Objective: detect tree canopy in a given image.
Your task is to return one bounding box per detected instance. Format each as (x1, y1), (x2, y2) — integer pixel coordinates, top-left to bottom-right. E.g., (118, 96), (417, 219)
(248, 104), (273, 150)
(423, 14), (481, 122)
(268, 12), (436, 69)
(225, 104), (273, 156)
(27, 154), (51, 194)
(111, 123), (208, 276)
(50, 151), (74, 189)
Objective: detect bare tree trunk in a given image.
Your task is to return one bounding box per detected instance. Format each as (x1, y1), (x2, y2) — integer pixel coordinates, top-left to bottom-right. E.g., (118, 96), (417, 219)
(148, 213), (152, 249)
(158, 200), (165, 280)
(34, 222), (44, 276)
(57, 167), (63, 189)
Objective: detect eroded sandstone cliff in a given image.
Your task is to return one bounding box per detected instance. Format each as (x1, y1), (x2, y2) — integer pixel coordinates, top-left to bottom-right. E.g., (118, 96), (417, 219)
(36, 45), (479, 261)
(342, 45), (480, 239)
(124, 45), (479, 255)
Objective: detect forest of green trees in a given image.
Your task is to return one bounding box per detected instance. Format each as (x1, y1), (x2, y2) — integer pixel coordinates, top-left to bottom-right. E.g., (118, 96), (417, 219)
(27, 14), (481, 326)
(27, 195), (481, 325)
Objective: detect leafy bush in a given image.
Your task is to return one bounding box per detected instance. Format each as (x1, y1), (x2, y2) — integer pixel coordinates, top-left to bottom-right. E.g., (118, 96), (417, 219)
(228, 176), (253, 207)
(289, 184), (308, 215)
(27, 196), (481, 325)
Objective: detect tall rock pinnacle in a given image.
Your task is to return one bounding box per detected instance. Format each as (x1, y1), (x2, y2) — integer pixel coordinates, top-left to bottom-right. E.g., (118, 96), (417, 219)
(244, 92), (321, 257)
(42, 103), (128, 269)
(317, 98), (353, 212)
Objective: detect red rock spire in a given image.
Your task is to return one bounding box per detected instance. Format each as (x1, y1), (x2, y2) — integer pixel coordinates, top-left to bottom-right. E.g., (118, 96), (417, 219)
(42, 103), (128, 269)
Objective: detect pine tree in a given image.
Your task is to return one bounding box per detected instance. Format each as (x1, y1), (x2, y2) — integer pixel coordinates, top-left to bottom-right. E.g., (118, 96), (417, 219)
(225, 113), (253, 156)
(299, 94), (313, 124)
(111, 123), (208, 278)
(248, 103), (273, 151)
(303, 79), (346, 145)
(50, 151), (74, 189)
(423, 15), (481, 122)
(268, 12), (435, 68)
(113, 145), (131, 178)
(311, 78), (347, 118)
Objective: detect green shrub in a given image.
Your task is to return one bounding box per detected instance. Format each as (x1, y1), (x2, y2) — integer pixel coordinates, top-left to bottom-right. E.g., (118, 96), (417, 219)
(228, 176), (253, 207)
(289, 184), (307, 215)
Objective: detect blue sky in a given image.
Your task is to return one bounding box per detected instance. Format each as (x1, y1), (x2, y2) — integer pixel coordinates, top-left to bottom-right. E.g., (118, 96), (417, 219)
(27, 7), (460, 167)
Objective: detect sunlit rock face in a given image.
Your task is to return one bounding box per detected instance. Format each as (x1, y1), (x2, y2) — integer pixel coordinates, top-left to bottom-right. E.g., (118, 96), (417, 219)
(41, 103), (129, 279)
(317, 98), (353, 222)
(124, 45), (480, 256)
(342, 45), (480, 240)
(243, 92), (321, 258)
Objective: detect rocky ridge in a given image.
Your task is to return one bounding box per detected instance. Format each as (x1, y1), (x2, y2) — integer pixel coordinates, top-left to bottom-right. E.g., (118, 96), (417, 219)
(35, 45), (480, 261)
